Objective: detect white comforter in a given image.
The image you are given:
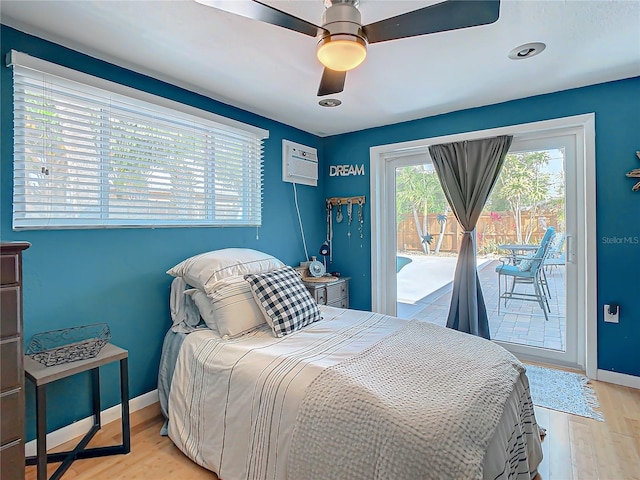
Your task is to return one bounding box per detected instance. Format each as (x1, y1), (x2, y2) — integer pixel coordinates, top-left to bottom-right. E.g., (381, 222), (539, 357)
(168, 306), (543, 480)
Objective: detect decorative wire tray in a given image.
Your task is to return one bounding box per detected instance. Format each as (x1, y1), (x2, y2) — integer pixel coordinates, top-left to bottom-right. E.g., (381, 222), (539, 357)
(26, 323), (111, 367)
(302, 275), (339, 283)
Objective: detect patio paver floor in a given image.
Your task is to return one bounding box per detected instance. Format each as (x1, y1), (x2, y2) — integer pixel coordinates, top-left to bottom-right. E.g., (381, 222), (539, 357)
(397, 257), (567, 351)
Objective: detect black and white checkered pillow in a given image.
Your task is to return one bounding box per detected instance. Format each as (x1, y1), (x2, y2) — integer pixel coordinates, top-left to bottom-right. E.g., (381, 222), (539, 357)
(244, 266), (322, 337)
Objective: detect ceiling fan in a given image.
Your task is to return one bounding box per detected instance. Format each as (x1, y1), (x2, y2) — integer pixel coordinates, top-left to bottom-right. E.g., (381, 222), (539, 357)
(195, 0), (501, 97)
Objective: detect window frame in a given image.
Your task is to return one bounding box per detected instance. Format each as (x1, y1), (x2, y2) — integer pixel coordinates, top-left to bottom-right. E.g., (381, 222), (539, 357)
(8, 50), (269, 231)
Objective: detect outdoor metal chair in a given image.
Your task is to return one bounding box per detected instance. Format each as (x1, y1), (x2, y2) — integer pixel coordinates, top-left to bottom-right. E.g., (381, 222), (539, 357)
(544, 232), (566, 272)
(495, 227), (556, 321)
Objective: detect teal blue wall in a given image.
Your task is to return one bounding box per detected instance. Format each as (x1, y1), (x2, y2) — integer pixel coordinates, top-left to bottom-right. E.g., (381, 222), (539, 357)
(324, 77), (640, 378)
(2, 24), (639, 441)
(0, 26), (325, 439)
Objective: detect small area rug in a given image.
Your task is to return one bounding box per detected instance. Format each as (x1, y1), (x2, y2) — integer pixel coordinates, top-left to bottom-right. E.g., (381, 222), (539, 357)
(525, 364), (604, 421)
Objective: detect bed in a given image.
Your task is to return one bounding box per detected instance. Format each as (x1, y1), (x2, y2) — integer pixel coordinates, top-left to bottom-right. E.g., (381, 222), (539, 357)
(159, 248), (543, 480)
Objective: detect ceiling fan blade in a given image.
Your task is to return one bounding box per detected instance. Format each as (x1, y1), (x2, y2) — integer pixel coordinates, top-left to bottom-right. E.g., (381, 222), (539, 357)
(317, 68), (346, 97)
(363, 0), (500, 44)
(195, 0), (326, 37)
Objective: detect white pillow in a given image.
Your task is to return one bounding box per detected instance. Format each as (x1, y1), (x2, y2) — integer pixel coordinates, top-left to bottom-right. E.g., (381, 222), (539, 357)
(167, 248), (284, 295)
(209, 277), (267, 338)
(185, 288), (218, 333)
(187, 277), (267, 338)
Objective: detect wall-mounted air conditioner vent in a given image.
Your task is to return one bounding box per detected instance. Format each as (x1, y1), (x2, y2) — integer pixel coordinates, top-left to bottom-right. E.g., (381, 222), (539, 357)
(282, 140), (318, 186)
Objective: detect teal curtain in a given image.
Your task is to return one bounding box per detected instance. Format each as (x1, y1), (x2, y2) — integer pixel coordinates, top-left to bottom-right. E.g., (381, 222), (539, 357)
(428, 135), (512, 339)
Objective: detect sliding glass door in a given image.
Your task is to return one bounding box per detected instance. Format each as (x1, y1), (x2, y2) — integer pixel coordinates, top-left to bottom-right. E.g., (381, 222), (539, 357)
(486, 134), (580, 365)
(389, 133), (583, 367)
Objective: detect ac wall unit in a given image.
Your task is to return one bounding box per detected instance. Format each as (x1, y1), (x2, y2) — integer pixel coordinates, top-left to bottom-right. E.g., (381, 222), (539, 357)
(282, 140), (318, 186)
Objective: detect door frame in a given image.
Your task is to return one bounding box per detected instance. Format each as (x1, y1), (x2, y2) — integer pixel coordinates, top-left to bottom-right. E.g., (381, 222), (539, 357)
(369, 114), (597, 376)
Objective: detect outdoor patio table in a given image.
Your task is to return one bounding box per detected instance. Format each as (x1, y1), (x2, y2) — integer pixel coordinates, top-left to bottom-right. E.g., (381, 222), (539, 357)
(499, 244), (539, 263)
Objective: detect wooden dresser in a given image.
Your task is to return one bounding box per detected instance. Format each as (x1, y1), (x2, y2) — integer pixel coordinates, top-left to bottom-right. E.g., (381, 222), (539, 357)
(303, 277), (349, 308)
(1, 242), (30, 480)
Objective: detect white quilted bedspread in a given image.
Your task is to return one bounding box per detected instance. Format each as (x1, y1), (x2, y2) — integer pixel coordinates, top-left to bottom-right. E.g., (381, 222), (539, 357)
(289, 320), (525, 480)
(168, 307), (542, 480)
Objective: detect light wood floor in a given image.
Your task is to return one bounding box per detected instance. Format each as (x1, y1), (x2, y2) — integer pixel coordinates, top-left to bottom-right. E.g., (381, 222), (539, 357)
(26, 376), (640, 480)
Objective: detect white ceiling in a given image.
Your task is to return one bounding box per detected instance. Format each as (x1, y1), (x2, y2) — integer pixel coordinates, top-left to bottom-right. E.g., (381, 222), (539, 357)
(2, 0), (639, 136)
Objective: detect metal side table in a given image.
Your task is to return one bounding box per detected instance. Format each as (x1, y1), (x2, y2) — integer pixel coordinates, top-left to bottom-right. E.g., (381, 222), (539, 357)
(24, 343), (130, 480)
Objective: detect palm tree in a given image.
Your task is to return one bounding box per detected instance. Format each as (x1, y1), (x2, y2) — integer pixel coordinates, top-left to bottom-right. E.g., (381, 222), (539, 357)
(434, 211), (448, 254)
(396, 165), (445, 254)
(491, 151), (552, 243)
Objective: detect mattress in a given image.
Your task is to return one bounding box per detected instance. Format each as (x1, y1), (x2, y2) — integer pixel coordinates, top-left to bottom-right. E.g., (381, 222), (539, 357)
(168, 306), (543, 480)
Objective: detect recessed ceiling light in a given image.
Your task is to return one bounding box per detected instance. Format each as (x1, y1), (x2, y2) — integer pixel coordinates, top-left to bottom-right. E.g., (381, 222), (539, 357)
(319, 98), (342, 107)
(508, 42), (546, 60)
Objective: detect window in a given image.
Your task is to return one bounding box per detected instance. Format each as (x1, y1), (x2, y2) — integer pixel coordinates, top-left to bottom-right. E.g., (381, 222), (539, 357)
(8, 50), (268, 230)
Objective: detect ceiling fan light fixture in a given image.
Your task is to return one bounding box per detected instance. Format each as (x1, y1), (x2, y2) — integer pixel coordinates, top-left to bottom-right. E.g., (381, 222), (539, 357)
(199, 0), (505, 97)
(317, 34), (367, 72)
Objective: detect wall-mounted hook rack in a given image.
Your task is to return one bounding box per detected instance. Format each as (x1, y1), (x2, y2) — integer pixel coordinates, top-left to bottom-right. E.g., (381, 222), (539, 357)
(325, 196), (367, 245)
(326, 195), (366, 206)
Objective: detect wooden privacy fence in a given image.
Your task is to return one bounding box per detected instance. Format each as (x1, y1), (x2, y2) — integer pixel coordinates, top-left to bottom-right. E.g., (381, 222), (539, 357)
(397, 211), (562, 255)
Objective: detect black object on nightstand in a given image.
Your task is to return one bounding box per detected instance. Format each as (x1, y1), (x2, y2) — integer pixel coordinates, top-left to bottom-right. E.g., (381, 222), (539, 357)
(24, 343), (130, 480)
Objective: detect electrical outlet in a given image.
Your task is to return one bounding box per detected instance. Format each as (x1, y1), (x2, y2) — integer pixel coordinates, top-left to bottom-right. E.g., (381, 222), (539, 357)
(604, 304), (619, 323)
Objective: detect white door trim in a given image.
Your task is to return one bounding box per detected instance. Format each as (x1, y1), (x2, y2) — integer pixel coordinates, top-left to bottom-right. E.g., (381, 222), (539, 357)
(370, 113), (597, 378)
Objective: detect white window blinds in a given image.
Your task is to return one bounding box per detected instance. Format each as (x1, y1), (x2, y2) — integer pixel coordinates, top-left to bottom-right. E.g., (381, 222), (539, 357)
(8, 50), (268, 230)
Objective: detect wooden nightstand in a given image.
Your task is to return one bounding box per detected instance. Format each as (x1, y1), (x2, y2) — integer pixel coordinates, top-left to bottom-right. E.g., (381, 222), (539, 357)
(303, 277), (349, 308)
(24, 343), (130, 480)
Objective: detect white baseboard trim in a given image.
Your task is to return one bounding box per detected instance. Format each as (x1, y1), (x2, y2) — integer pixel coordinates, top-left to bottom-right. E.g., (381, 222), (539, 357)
(25, 389), (159, 457)
(596, 369), (640, 389)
